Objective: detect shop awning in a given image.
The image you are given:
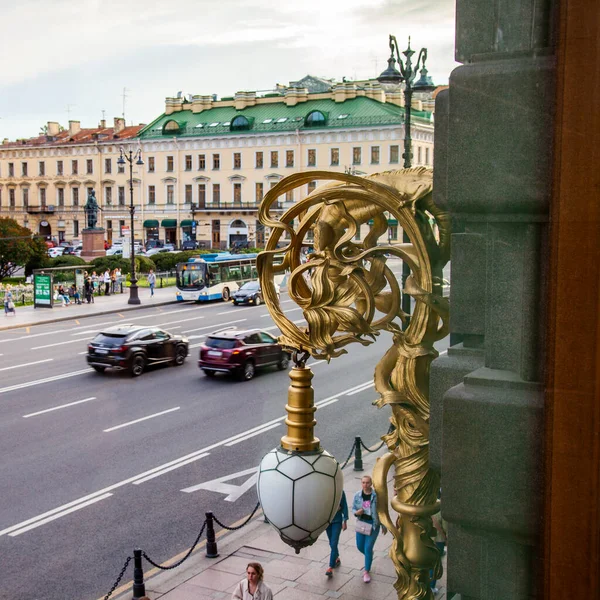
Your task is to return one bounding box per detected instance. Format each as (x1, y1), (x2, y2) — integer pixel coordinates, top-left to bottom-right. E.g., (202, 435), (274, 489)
(161, 219), (177, 228)
(367, 218), (398, 226)
(143, 219), (159, 228)
(180, 219), (193, 227)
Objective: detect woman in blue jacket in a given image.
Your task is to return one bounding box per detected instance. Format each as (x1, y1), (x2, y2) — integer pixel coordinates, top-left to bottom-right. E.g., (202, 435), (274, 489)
(352, 475), (380, 583)
(325, 491), (348, 577)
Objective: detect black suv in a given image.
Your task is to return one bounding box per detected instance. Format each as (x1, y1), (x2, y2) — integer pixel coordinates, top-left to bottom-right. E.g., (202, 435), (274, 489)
(198, 329), (289, 380)
(87, 325), (189, 377)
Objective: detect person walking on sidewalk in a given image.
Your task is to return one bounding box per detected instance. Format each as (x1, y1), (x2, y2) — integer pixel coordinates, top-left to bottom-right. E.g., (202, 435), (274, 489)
(231, 562), (273, 600)
(84, 277), (94, 304)
(147, 269), (156, 297)
(352, 475), (382, 583)
(325, 490), (348, 577)
(103, 270), (111, 296)
(3, 285), (16, 316)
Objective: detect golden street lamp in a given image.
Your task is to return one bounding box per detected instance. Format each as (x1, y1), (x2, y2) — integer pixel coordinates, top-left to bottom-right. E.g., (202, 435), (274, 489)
(257, 168), (450, 599)
(117, 147), (144, 305)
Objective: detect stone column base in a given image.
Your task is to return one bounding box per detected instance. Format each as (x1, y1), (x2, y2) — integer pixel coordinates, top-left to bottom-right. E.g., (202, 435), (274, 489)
(81, 228), (106, 261)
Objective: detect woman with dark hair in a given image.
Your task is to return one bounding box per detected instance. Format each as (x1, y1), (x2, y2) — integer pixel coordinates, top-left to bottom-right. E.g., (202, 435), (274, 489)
(231, 562), (273, 600)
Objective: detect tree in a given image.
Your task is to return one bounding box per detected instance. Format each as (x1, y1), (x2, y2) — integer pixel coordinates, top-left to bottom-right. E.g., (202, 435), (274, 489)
(0, 218), (48, 281)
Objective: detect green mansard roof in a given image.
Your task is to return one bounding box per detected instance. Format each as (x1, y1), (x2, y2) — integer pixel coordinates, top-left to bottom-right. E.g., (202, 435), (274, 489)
(138, 96), (433, 139)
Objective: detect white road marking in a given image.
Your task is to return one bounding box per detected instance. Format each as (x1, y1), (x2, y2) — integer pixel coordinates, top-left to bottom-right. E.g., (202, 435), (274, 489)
(71, 330), (101, 336)
(31, 339), (87, 350)
(0, 369), (91, 395)
(317, 398), (340, 409)
(103, 407), (180, 432)
(23, 397), (97, 418)
(182, 467), (258, 501)
(224, 423), (281, 446)
(182, 319), (247, 334)
(8, 493), (113, 537)
(217, 306), (258, 315)
(261, 307), (303, 317)
(310, 360), (326, 367)
(0, 358), (53, 372)
(346, 382), (375, 396)
(131, 453), (210, 485)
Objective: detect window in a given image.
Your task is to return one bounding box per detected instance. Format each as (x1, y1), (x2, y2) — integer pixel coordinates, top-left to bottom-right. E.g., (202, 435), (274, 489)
(305, 110), (327, 127)
(389, 225), (398, 241)
(352, 147), (362, 165)
(8, 162), (14, 177)
(331, 148), (340, 166)
(39, 161), (45, 176)
(390, 145), (399, 164)
(72, 187), (79, 206)
(22, 188), (29, 207)
(73, 220), (79, 238)
(9, 188), (15, 207)
(185, 155), (192, 171)
(72, 160), (78, 175)
(285, 190), (294, 202)
(148, 185), (155, 204)
(119, 220), (125, 235)
(256, 182), (264, 203)
(148, 156), (155, 173)
(167, 185), (174, 204)
(307, 181), (317, 195)
(58, 188), (64, 207)
(213, 183), (220, 203)
(185, 184), (192, 204)
(286, 150), (294, 168)
(198, 184), (206, 206)
(307, 149), (316, 167)
(371, 146), (380, 164)
(105, 158), (112, 174)
(86, 159), (93, 174)
(105, 187), (112, 205)
(166, 156), (174, 172)
(270, 151), (278, 168)
(22, 162), (28, 176)
(233, 183), (242, 204)
(118, 186), (125, 206)
(40, 188), (46, 206)
(417, 146), (422, 164)
(255, 152), (263, 169)
(233, 152), (241, 169)
(56, 160), (63, 176)
(106, 220), (112, 233)
(425, 147), (430, 165)
(213, 154), (220, 170)
(198, 154), (206, 170)
(231, 115), (250, 131)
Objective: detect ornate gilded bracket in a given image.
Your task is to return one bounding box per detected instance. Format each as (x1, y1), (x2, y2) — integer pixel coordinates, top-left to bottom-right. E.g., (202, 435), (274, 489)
(258, 168), (450, 599)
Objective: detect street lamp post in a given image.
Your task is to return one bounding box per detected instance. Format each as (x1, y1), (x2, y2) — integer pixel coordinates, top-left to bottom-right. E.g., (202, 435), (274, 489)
(118, 147), (144, 305)
(190, 203), (197, 246)
(378, 34), (436, 323)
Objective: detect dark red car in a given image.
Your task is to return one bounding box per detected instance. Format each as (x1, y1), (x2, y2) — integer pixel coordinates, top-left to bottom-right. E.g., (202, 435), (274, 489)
(198, 329), (290, 380)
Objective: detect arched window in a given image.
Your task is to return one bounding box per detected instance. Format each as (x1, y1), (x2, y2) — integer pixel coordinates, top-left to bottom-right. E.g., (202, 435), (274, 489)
(163, 120), (180, 133)
(231, 116), (251, 131)
(231, 219), (246, 228)
(305, 110), (327, 127)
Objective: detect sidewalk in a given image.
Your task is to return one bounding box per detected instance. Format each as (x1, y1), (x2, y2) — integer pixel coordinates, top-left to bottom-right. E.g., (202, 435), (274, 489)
(119, 446), (449, 600)
(0, 286), (179, 332)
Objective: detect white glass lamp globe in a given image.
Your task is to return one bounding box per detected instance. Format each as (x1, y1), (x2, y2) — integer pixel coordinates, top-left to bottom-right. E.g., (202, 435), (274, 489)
(257, 447), (344, 553)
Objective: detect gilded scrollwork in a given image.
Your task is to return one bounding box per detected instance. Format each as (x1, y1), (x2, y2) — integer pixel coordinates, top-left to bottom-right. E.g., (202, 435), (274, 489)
(258, 167), (450, 600)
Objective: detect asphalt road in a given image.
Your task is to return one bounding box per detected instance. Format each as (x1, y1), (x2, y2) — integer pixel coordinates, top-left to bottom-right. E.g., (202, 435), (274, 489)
(0, 278), (448, 600)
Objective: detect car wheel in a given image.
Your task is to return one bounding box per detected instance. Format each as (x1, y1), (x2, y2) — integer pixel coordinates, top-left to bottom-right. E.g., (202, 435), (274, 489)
(232, 300), (238, 305)
(239, 360), (255, 381)
(174, 346), (187, 366)
(222, 288), (230, 301)
(131, 355), (146, 377)
(203, 369), (216, 377)
(92, 365), (106, 373)
(254, 295), (262, 306)
(277, 353), (290, 370)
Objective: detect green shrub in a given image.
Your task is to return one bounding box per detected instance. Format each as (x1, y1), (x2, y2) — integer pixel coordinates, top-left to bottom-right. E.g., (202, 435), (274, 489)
(150, 252), (181, 272)
(135, 255), (156, 274)
(48, 256), (87, 268)
(25, 253), (51, 277)
(90, 256), (131, 274)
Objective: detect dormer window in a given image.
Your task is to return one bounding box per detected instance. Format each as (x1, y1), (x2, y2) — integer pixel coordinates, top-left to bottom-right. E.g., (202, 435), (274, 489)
(163, 120), (180, 133)
(276, 117), (288, 123)
(305, 110), (327, 127)
(231, 115), (251, 131)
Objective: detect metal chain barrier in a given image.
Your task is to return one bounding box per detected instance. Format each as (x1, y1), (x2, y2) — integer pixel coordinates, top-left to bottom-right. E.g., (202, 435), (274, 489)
(213, 501), (261, 531)
(143, 520), (207, 571)
(360, 438), (386, 453)
(102, 556), (132, 600)
(339, 439), (357, 469)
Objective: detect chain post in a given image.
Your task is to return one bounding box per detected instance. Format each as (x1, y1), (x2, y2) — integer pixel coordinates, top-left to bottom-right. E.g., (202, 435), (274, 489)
(205, 511), (219, 558)
(132, 548), (146, 599)
(354, 436), (364, 471)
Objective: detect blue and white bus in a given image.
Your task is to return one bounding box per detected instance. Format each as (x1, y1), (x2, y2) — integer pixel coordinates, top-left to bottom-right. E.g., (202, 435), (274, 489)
(176, 253), (285, 302)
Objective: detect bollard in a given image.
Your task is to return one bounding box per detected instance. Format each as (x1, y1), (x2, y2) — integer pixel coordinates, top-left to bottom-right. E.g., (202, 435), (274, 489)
(205, 512), (219, 558)
(353, 436), (363, 471)
(132, 548), (146, 599)
(160, 276), (164, 288)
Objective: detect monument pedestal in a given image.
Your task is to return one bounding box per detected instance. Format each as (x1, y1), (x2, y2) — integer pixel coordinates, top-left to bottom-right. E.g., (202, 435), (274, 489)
(81, 228), (106, 261)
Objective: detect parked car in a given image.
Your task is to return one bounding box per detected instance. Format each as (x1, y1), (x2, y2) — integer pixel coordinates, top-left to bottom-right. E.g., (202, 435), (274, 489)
(87, 325), (189, 377)
(144, 247), (171, 257)
(59, 241), (71, 248)
(198, 328), (290, 380)
(106, 246), (123, 256)
(231, 281), (266, 306)
(62, 246), (78, 256)
(181, 240), (199, 250)
(48, 247), (65, 258)
(145, 240), (164, 251)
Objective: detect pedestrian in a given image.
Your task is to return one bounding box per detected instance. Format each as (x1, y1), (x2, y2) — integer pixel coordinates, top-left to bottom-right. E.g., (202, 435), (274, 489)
(352, 475), (382, 583)
(430, 510), (447, 595)
(3, 285), (16, 316)
(325, 491), (348, 577)
(57, 284), (70, 306)
(110, 269), (117, 294)
(231, 562), (273, 600)
(103, 269), (111, 295)
(70, 284), (82, 305)
(147, 269), (156, 297)
(91, 271), (99, 297)
(115, 267), (122, 293)
(84, 277), (94, 304)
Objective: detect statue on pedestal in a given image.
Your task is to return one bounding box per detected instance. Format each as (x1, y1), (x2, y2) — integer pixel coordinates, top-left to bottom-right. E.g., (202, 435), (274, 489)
(84, 190), (103, 229)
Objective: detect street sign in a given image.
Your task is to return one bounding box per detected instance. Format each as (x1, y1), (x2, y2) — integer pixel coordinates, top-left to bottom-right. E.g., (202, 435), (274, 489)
(181, 467), (258, 502)
(34, 273), (53, 308)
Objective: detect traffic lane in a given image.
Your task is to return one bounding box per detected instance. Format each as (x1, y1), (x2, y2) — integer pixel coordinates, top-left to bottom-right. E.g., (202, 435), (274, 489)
(0, 383), (389, 600)
(0, 338), (383, 535)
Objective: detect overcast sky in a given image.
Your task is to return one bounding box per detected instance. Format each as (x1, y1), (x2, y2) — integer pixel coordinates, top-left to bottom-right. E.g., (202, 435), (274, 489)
(0, 0), (456, 141)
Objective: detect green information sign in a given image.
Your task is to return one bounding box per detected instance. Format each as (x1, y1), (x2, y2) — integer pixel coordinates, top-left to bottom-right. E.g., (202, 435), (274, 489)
(34, 274), (53, 308)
